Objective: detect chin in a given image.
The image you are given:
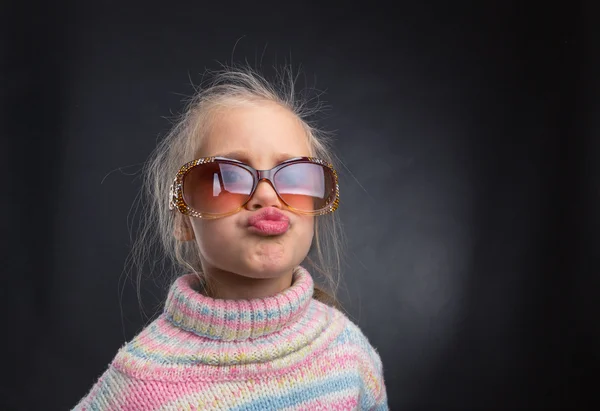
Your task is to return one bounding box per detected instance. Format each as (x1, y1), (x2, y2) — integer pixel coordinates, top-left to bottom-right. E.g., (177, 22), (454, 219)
(248, 251), (309, 279)
(242, 259), (296, 278)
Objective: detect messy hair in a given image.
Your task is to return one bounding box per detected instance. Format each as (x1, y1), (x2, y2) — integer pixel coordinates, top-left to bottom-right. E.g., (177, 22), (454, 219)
(127, 64), (345, 315)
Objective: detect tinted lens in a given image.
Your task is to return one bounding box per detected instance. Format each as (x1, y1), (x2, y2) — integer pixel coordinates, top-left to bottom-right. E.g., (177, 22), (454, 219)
(183, 162), (254, 214)
(274, 162), (336, 212)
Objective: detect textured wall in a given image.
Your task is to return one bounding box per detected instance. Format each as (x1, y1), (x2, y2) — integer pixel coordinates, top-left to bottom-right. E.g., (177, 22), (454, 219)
(3, 1), (597, 410)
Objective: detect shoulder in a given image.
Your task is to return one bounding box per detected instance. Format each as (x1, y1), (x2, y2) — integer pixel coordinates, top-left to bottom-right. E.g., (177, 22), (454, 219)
(72, 316), (164, 409)
(326, 303), (384, 369)
(314, 300), (385, 380)
(72, 362), (130, 410)
(318, 302), (388, 409)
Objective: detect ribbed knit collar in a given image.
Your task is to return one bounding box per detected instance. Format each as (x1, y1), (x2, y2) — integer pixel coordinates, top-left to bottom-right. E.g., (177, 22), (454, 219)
(163, 266), (314, 342)
(112, 266), (348, 381)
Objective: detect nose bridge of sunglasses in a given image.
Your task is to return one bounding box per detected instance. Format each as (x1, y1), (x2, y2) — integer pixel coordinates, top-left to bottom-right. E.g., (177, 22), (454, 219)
(255, 176), (278, 192)
(254, 169), (275, 187)
(256, 168), (276, 179)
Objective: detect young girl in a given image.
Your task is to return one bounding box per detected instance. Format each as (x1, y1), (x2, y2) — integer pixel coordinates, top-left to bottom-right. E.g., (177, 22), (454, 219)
(74, 65), (388, 410)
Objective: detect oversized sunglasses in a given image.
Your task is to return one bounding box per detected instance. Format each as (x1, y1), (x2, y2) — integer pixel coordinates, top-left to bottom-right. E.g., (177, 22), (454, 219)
(169, 156), (340, 219)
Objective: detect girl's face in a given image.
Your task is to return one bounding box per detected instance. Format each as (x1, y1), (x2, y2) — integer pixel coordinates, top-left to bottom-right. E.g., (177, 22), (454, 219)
(185, 101), (314, 279)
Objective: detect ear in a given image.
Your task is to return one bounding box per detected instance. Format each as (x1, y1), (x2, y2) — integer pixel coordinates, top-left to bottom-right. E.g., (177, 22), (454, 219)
(173, 213), (195, 241)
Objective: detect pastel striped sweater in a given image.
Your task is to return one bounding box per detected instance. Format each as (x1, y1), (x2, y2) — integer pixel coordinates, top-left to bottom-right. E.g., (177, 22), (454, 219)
(74, 266), (388, 410)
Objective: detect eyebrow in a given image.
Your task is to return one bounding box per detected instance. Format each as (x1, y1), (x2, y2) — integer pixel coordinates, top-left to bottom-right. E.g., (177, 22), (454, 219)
(215, 151), (300, 165)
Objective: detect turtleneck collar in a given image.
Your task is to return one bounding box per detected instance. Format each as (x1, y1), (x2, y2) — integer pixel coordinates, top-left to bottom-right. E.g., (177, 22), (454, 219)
(163, 266), (314, 342)
(112, 266), (348, 381)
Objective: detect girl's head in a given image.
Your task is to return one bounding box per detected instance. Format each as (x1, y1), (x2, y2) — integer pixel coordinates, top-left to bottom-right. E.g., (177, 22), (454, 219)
(132, 65), (344, 307)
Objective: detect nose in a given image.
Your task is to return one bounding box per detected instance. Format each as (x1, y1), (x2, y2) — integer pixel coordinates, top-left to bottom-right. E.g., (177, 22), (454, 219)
(245, 179), (283, 210)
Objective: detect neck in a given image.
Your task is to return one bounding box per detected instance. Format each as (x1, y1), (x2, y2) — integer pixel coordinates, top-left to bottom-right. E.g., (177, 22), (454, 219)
(200, 265), (294, 300)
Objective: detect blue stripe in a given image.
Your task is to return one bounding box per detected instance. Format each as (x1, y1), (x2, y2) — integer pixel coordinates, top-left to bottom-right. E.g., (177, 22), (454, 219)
(164, 302), (321, 343)
(186, 302), (285, 322)
(174, 290), (311, 322)
(123, 311), (322, 365)
(90, 371), (118, 410)
(122, 330), (302, 366)
(229, 372), (378, 411)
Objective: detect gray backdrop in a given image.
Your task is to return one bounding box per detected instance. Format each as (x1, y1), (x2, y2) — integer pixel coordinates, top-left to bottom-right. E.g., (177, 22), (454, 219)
(3, 1), (598, 410)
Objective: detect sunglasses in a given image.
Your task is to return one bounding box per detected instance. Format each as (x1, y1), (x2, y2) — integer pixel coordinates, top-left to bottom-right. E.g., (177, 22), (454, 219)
(169, 156), (340, 219)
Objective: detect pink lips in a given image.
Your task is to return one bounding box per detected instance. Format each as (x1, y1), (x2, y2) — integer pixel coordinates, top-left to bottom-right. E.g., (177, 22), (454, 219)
(247, 208), (290, 236)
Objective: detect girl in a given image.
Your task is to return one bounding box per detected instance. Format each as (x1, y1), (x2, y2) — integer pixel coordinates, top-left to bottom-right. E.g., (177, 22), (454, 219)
(74, 65), (388, 410)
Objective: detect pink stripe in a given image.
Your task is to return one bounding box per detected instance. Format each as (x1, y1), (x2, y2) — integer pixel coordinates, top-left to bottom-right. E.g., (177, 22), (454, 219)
(132, 307), (328, 358)
(169, 294), (310, 334)
(163, 268), (313, 341)
(120, 379), (212, 410)
(169, 300), (320, 339)
(116, 368), (360, 410)
(114, 344), (359, 383)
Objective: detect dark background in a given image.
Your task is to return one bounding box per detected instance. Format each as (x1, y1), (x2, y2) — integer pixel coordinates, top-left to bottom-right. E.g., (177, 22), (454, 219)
(2, 1), (598, 410)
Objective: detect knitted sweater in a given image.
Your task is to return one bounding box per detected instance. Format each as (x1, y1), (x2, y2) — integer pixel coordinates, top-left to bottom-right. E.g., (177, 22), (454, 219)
(73, 266), (388, 410)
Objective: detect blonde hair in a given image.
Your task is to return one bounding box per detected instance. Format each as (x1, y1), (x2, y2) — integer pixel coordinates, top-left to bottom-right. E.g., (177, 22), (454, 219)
(127, 64), (345, 315)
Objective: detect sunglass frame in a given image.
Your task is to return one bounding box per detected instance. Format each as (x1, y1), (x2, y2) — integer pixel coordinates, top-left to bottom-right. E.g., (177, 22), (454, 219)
(168, 156), (340, 219)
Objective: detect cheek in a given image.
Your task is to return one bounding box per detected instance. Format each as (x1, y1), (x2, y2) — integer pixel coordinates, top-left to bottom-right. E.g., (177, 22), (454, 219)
(189, 214), (315, 269)
(301, 215), (315, 235)
(295, 215), (315, 248)
(190, 219), (236, 260)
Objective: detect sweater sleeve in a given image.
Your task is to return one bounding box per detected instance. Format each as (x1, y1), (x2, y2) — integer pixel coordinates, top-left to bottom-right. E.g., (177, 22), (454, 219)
(72, 366), (130, 410)
(344, 320), (389, 410)
(363, 340), (389, 410)
(367, 344), (389, 410)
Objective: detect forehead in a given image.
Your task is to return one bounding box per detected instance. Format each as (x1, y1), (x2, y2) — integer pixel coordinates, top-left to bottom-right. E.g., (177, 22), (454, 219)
(198, 102), (311, 168)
